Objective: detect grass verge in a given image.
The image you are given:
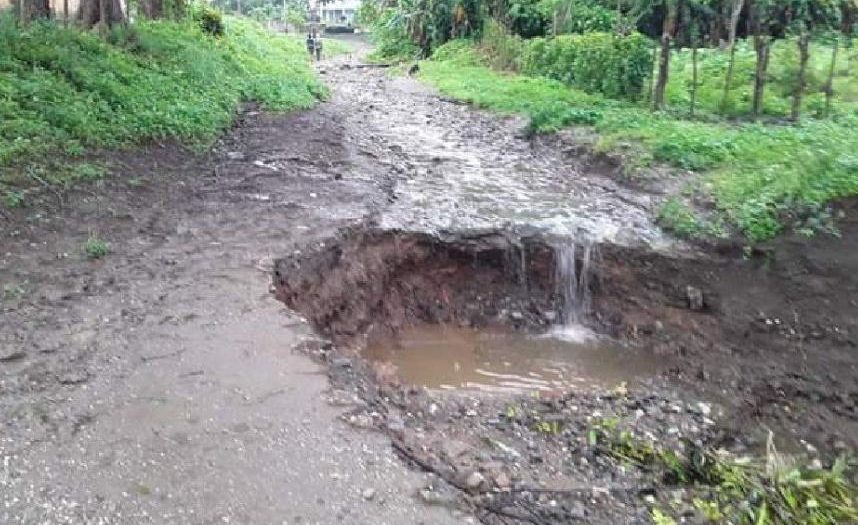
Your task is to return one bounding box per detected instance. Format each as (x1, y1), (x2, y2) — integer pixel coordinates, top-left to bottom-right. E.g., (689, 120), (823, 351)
(593, 422), (858, 525)
(419, 42), (858, 242)
(0, 15), (325, 200)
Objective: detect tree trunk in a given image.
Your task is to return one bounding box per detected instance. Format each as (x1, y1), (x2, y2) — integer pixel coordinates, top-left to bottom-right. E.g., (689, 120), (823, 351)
(727, 0), (744, 47)
(653, 1), (676, 111)
(843, 1), (856, 36)
(690, 42), (698, 117)
(791, 30), (809, 122)
(719, 0), (744, 114)
(19, 0), (51, 24)
(77, 0), (125, 29)
(720, 42), (738, 114)
(63, 0), (68, 26)
(139, 0), (162, 19)
(824, 36), (839, 118)
(645, 44), (658, 104)
(752, 34), (769, 118)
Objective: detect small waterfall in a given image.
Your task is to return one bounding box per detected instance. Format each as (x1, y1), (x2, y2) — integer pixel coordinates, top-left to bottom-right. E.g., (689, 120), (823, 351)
(554, 241), (596, 326)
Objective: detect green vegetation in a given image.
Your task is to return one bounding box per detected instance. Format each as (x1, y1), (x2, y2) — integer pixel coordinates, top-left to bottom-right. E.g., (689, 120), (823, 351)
(592, 421), (858, 525)
(0, 15), (324, 195)
(521, 31), (652, 99)
(83, 235), (110, 259)
(420, 40), (858, 241)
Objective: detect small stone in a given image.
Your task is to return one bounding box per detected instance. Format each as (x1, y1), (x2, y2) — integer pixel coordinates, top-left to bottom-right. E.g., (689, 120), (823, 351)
(362, 488), (376, 500)
(653, 320), (665, 333)
(466, 471), (485, 491)
(686, 286), (704, 311)
(643, 494), (656, 505)
(0, 349), (26, 362)
(696, 402), (712, 416)
(226, 151), (245, 160)
(494, 472), (511, 489)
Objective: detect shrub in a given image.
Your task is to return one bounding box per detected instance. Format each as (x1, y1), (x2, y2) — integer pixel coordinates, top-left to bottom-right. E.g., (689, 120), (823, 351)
(507, 0), (548, 38)
(538, 0), (617, 34)
(479, 19), (524, 70)
(84, 235), (110, 259)
(521, 32), (652, 99)
(196, 7), (224, 36)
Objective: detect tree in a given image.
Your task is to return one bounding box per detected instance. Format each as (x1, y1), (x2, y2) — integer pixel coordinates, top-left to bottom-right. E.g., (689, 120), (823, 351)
(78, 0), (125, 29)
(653, 0), (678, 110)
(751, 0), (773, 118)
(719, 0), (745, 114)
(791, 24), (810, 120)
(139, 0), (164, 19)
(16, 0), (51, 24)
(823, 30), (840, 116)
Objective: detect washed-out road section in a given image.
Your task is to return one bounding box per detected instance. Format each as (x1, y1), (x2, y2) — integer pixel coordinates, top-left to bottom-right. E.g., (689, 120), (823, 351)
(1, 46), (670, 523)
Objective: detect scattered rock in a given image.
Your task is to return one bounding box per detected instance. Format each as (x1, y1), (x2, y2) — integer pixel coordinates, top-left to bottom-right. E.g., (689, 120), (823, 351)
(465, 471), (485, 492)
(0, 349), (25, 363)
(686, 286), (704, 311)
(361, 488), (376, 500)
(494, 472), (511, 489)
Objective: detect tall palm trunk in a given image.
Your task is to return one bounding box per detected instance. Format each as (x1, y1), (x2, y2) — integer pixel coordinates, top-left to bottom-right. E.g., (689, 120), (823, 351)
(791, 30), (809, 122)
(653, 0), (676, 111)
(720, 0), (745, 115)
(752, 33), (770, 119)
(78, 0), (125, 29)
(824, 36), (839, 118)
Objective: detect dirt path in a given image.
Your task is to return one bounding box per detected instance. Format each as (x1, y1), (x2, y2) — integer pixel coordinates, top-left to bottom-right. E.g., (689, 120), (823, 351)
(0, 54), (496, 524)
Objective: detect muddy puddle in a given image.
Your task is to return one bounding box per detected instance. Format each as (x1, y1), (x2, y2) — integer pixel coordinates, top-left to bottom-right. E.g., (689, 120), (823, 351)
(363, 324), (659, 393)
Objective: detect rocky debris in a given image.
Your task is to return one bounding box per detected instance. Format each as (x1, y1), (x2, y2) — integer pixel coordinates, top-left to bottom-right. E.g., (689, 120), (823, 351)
(465, 471), (486, 493)
(362, 488), (376, 500)
(0, 349), (26, 362)
(686, 285), (704, 311)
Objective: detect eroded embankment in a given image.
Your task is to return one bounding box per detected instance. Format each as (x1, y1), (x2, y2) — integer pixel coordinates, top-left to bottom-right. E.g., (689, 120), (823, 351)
(272, 226), (715, 348)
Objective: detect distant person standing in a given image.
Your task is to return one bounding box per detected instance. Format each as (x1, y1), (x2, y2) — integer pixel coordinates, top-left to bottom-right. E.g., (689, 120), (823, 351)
(306, 33), (315, 58)
(314, 36), (323, 61)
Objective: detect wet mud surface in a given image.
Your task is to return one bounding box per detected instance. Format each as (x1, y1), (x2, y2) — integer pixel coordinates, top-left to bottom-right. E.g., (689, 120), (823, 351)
(2, 40), (858, 524)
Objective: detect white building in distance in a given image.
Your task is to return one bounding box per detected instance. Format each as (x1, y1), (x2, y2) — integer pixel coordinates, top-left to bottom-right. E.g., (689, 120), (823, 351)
(311, 0), (360, 27)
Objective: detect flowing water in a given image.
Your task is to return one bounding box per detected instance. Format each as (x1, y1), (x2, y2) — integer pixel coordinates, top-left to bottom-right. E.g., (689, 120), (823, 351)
(363, 325), (659, 393)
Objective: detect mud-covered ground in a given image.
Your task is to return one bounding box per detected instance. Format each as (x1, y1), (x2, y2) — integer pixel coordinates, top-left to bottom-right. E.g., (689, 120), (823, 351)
(1, 39), (857, 524)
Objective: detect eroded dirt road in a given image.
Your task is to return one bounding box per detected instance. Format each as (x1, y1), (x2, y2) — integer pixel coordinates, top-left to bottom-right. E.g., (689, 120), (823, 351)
(2, 40), (857, 525)
(1, 40), (666, 524)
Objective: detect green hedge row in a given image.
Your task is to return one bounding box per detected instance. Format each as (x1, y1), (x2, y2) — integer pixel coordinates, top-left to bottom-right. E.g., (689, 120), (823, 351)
(521, 32), (652, 100)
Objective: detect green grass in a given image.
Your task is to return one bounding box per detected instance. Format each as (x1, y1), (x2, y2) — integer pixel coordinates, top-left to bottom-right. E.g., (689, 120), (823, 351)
(0, 15), (325, 194)
(83, 235), (110, 259)
(419, 42), (858, 242)
(592, 421), (858, 525)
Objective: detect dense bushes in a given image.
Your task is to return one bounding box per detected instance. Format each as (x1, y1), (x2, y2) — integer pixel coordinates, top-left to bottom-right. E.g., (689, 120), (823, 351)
(361, 0), (484, 59)
(521, 32), (652, 99)
(506, 0), (547, 38)
(537, 0), (617, 34)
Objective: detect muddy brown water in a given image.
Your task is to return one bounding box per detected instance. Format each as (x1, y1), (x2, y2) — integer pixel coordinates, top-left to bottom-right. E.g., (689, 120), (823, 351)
(364, 324), (660, 393)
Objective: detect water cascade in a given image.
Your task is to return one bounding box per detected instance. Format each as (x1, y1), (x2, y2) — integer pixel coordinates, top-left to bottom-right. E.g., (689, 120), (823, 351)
(552, 242), (597, 340)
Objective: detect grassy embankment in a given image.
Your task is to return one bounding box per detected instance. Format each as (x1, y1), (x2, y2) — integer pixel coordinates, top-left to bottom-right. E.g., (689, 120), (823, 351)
(419, 39), (858, 242)
(0, 15), (328, 205)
